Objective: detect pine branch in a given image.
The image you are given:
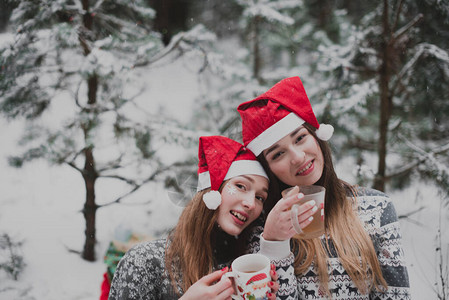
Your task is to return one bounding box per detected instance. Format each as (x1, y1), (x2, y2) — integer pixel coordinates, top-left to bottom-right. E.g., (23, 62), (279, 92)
(391, 0), (404, 33)
(65, 147), (89, 173)
(391, 43), (426, 96)
(97, 161), (192, 208)
(391, 14), (423, 44)
(96, 155), (125, 173)
(342, 64), (377, 75)
(99, 174), (138, 187)
(132, 32), (185, 68)
(385, 138), (449, 180)
(66, 161), (83, 173)
(398, 206), (425, 220)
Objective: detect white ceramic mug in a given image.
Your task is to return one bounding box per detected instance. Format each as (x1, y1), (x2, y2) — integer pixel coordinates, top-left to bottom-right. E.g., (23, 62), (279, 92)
(223, 253), (271, 300)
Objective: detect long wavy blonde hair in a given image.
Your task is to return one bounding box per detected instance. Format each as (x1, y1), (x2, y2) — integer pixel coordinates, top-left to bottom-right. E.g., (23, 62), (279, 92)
(260, 124), (387, 296)
(165, 185), (254, 294)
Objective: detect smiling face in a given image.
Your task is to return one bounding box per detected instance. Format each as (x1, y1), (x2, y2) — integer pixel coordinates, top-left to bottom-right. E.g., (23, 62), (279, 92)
(216, 174), (268, 236)
(262, 125), (324, 187)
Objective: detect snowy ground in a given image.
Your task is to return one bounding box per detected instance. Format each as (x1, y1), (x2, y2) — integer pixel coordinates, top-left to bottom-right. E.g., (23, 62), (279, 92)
(1, 37), (447, 300)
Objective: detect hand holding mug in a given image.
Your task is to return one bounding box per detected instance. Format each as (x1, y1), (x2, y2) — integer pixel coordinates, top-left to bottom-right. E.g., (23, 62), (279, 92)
(263, 186), (317, 241)
(180, 268), (234, 300)
(286, 185), (326, 239)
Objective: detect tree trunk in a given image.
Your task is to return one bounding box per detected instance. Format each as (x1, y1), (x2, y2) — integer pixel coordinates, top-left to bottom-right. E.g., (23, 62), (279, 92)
(253, 16), (261, 82)
(79, 0), (99, 261)
(87, 74), (98, 105)
(148, 0), (189, 45)
(81, 146), (98, 261)
(374, 0), (392, 192)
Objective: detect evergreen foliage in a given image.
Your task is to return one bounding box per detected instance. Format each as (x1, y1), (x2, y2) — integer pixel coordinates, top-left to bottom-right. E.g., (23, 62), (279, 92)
(316, 0), (449, 195)
(0, 233), (25, 281)
(0, 0), (206, 261)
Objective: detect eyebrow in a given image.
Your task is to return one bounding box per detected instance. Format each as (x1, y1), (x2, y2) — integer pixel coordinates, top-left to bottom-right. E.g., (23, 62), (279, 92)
(241, 175), (254, 182)
(241, 175), (269, 193)
(264, 126), (303, 156)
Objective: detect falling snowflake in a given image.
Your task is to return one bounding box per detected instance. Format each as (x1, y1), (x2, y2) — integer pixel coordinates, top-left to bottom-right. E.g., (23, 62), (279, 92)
(226, 185), (237, 195)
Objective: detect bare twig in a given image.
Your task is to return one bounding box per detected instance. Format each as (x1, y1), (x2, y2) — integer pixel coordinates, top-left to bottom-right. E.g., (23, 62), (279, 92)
(66, 161), (83, 173)
(97, 161), (192, 208)
(398, 206), (425, 219)
(133, 33), (185, 68)
(391, 14), (423, 43)
(385, 136), (449, 180)
(391, 0), (404, 33)
(99, 174), (138, 187)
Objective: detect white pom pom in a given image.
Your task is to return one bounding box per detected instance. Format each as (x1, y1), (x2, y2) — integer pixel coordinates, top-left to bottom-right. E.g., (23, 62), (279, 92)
(203, 191), (222, 210)
(316, 124), (334, 141)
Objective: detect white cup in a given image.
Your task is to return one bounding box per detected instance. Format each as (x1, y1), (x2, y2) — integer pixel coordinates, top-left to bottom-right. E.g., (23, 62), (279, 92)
(223, 253), (271, 299)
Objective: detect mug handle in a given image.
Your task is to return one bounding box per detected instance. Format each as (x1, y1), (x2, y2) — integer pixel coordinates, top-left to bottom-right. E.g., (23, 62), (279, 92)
(222, 272), (239, 300)
(290, 204), (303, 234)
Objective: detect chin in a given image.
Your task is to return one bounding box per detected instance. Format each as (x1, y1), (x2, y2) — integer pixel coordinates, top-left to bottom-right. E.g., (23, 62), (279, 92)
(222, 226), (244, 236)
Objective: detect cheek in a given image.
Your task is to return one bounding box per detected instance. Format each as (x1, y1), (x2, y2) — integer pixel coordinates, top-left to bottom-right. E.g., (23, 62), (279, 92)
(255, 204), (263, 217)
(269, 160), (289, 178)
(225, 185), (238, 196)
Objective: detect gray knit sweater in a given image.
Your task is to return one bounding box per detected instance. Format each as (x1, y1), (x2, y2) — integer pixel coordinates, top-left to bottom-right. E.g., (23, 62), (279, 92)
(259, 187), (411, 300)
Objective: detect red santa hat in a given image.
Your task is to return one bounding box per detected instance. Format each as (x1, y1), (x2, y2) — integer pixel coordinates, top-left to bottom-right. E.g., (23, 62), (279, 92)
(197, 136), (268, 210)
(237, 76), (334, 156)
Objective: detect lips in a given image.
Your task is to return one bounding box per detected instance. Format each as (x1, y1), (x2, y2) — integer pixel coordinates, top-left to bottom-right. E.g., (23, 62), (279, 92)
(296, 160), (313, 176)
(230, 210), (248, 224)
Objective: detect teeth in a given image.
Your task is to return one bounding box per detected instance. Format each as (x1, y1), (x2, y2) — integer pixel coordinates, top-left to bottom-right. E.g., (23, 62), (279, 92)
(231, 211), (247, 222)
(297, 161), (312, 175)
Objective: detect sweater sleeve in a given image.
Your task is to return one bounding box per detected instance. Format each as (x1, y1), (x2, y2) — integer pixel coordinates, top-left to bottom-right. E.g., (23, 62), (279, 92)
(246, 225), (298, 300)
(361, 190), (411, 300)
(108, 240), (167, 300)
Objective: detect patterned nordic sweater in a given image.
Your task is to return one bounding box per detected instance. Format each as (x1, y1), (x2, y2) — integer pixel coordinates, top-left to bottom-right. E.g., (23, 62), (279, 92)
(256, 187), (411, 300)
(108, 226), (293, 299)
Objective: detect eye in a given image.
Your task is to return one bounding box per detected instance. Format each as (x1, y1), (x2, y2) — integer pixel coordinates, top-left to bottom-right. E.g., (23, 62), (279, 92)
(235, 183), (246, 191)
(295, 134), (306, 144)
(271, 150), (284, 161)
(256, 195), (266, 202)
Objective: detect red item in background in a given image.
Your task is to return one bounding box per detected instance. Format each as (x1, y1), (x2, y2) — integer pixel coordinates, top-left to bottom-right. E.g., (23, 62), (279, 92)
(100, 272), (111, 300)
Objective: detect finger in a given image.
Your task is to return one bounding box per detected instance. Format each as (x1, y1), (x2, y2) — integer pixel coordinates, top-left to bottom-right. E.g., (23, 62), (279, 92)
(295, 202), (318, 223)
(268, 280), (280, 294)
(214, 276), (234, 299)
(216, 285), (234, 300)
(301, 215), (315, 229)
(281, 186), (299, 199)
(281, 192), (306, 209)
(270, 267), (278, 282)
(267, 291), (276, 300)
(294, 200), (317, 215)
(200, 267), (228, 285)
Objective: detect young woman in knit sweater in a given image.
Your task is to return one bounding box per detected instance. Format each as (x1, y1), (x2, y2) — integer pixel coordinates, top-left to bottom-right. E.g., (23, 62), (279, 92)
(109, 136), (291, 299)
(238, 76), (410, 299)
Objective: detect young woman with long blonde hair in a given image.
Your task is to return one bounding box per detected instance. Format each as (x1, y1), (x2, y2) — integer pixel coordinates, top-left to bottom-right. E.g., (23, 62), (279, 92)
(238, 77), (410, 299)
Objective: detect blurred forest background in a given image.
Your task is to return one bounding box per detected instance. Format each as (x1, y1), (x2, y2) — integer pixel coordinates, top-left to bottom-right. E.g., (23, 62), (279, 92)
(1, 0), (448, 299)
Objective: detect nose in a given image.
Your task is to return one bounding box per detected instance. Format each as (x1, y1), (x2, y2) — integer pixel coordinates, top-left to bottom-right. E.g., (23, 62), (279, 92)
(242, 193), (256, 210)
(289, 146), (306, 165)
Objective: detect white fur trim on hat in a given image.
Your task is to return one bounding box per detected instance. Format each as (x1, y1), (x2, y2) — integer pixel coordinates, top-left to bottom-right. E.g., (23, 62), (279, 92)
(224, 160), (268, 181)
(247, 113), (305, 156)
(197, 160), (268, 192)
(315, 124), (334, 141)
(197, 171), (211, 191)
(203, 190), (222, 210)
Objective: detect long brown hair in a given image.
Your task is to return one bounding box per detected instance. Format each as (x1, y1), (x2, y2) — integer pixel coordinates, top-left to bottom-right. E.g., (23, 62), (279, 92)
(259, 123), (387, 296)
(165, 185), (255, 294)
